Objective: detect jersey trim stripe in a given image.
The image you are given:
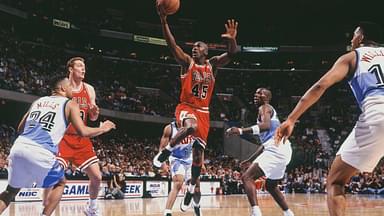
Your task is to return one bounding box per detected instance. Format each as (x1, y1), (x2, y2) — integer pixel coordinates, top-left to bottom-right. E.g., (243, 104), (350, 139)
(62, 99), (70, 128)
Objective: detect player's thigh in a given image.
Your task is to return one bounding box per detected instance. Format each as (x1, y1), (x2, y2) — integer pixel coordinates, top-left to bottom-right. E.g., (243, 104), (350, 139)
(327, 155), (358, 186)
(83, 162), (101, 180)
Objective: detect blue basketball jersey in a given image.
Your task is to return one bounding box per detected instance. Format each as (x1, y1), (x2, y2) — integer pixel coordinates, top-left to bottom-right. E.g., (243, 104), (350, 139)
(18, 96), (69, 154)
(257, 104), (280, 144)
(349, 47), (384, 108)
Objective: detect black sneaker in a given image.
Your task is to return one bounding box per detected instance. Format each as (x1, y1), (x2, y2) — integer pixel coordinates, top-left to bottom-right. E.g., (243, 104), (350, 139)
(180, 190), (193, 212)
(153, 149), (171, 168)
(193, 205), (203, 216)
(165, 213), (172, 216)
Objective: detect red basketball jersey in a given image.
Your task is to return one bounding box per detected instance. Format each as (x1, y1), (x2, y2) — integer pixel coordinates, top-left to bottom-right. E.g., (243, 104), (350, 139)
(179, 60), (215, 110)
(65, 83), (91, 135)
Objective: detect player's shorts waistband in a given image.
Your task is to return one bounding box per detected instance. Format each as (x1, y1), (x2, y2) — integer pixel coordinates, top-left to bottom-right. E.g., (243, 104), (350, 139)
(180, 102), (209, 112)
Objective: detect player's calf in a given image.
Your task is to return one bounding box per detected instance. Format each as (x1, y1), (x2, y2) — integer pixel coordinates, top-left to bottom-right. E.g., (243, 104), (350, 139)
(0, 185), (20, 213)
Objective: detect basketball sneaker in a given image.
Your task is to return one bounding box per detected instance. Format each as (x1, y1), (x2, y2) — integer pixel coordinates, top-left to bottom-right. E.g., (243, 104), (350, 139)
(153, 148), (171, 168)
(283, 209), (294, 216)
(84, 206), (99, 216)
(192, 200), (203, 216)
(180, 190), (193, 212)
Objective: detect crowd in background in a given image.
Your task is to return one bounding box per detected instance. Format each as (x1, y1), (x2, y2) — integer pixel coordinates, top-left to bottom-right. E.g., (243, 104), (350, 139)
(0, 123), (383, 195)
(0, 3), (383, 196)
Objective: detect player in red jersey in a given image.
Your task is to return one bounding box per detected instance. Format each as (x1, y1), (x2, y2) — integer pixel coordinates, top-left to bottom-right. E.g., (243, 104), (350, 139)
(56, 57), (102, 216)
(154, 3), (238, 211)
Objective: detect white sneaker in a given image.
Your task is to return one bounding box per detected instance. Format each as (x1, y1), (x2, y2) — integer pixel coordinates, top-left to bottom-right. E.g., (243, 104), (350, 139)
(283, 209), (294, 216)
(153, 152), (163, 168)
(84, 206), (99, 216)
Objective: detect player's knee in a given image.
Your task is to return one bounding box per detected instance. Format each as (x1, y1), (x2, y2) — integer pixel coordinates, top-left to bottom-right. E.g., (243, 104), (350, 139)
(265, 179), (278, 192)
(0, 185), (20, 206)
(174, 180), (183, 190)
(89, 173), (102, 184)
(241, 173), (252, 183)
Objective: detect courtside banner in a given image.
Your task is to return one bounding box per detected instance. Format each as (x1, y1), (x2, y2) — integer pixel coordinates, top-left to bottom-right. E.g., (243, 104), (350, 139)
(174, 181), (221, 196)
(62, 180), (96, 199)
(15, 188), (42, 201)
(146, 180), (168, 197)
(12, 180), (144, 201)
(124, 180), (143, 198)
(200, 181), (221, 195)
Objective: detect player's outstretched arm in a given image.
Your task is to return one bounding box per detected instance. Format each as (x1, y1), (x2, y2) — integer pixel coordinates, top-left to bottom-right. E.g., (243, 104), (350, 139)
(66, 101), (116, 137)
(157, 2), (191, 67)
(158, 124), (171, 151)
(226, 105), (272, 136)
(275, 51), (355, 143)
(210, 19), (239, 69)
(17, 111), (29, 134)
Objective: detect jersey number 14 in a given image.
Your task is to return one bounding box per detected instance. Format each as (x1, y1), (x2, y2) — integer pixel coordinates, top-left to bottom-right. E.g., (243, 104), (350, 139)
(369, 64), (384, 87)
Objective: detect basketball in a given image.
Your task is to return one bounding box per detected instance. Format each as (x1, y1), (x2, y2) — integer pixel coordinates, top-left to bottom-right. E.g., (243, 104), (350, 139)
(157, 0), (180, 15)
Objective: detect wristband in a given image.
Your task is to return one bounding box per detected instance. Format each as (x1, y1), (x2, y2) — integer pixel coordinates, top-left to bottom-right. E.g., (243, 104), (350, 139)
(238, 128), (243, 135)
(251, 125), (260, 135)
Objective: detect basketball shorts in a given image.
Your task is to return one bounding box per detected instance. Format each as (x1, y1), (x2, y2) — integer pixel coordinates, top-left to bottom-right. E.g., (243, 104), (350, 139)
(169, 156), (192, 181)
(57, 134), (98, 171)
(8, 139), (64, 188)
(175, 103), (210, 148)
(253, 138), (292, 180)
(336, 97), (384, 172)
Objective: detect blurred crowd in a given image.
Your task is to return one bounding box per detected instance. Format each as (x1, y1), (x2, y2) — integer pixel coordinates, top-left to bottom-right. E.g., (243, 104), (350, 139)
(0, 123), (383, 195)
(0, 3), (383, 196)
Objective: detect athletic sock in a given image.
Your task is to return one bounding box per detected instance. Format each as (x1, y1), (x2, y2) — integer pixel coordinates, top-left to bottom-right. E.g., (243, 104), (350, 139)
(251, 205), (262, 216)
(89, 198), (97, 209)
(164, 209), (172, 215)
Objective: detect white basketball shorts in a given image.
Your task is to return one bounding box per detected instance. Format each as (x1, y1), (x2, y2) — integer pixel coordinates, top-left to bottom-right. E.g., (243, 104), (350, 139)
(253, 138), (292, 180)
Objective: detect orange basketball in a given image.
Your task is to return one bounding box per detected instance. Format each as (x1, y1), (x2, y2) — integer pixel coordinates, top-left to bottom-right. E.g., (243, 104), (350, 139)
(157, 0), (180, 15)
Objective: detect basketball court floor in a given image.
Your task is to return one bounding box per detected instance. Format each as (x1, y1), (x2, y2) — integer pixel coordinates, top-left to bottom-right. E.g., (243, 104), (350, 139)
(3, 194), (384, 215)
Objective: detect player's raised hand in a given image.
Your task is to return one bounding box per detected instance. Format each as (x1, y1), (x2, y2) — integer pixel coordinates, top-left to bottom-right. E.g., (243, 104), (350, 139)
(221, 19), (238, 40)
(225, 127), (241, 136)
(274, 119), (295, 145)
(99, 120), (116, 133)
(156, 0), (167, 20)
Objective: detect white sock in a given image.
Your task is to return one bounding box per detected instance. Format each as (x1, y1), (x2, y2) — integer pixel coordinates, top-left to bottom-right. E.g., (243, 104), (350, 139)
(284, 209), (294, 216)
(164, 209), (172, 215)
(89, 198), (97, 209)
(41, 214), (47, 216)
(188, 184), (196, 193)
(251, 205), (262, 216)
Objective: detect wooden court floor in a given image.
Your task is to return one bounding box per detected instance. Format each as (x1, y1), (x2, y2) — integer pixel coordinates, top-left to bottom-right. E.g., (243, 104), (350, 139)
(3, 194), (384, 216)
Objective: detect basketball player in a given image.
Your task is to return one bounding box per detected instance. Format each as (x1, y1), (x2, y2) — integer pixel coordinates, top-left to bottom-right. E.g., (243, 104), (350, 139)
(275, 22), (384, 216)
(154, 3), (238, 210)
(156, 122), (202, 216)
(226, 88), (294, 216)
(56, 57), (102, 215)
(0, 75), (115, 216)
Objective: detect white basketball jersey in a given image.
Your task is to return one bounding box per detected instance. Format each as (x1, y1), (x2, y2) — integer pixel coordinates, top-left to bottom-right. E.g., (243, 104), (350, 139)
(169, 122), (193, 162)
(349, 47), (384, 108)
(18, 96), (69, 154)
